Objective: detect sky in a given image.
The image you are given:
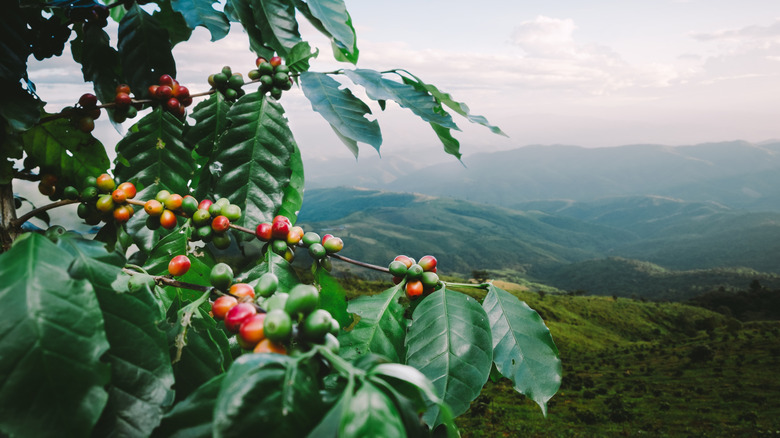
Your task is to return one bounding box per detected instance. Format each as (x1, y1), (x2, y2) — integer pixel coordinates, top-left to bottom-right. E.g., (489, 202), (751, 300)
(26, 0), (780, 166)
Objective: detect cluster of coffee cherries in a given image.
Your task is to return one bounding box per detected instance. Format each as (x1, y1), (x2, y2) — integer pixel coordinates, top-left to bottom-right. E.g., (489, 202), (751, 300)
(67, 4), (110, 29)
(67, 93), (102, 133)
(187, 197), (241, 249)
(112, 83), (139, 123)
(254, 215), (344, 265)
(389, 255), (440, 299)
(208, 262), (340, 355)
(208, 66), (246, 101)
(27, 12), (72, 61)
(76, 174), (137, 225)
(147, 74), (193, 119)
(248, 56), (292, 100)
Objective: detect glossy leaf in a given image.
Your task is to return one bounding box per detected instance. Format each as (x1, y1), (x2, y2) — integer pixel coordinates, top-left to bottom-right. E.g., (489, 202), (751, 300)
(0, 8), (28, 82)
(118, 4), (177, 94)
(153, 0), (193, 48)
(286, 41), (319, 75)
(405, 288), (493, 425)
(277, 141), (305, 224)
(208, 91), (298, 230)
(166, 298), (233, 400)
(400, 71), (506, 136)
(314, 267), (351, 327)
(71, 25), (123, 116)
(482, 284), (562, 416)
(239, 249), (301, 291)
(430, 122), (461, 160)
(343, 69), (458, 129)
(300, 72), (381, 155)
(338, 283), (406, 362)
(21, 114), (109, 185)
(340, 382), (405, 437)
(224, 0), (273, 59)
(143, 222), (192, 276)
(0, 234), (110, 437)
(252, 0), (302, 58)
(152, 375), (224, 438)
(213, 354), (324, 437)
(306, 0), (357, 63)
(0, 80), (43, 132)
(170, 0), (230, 42)
(114, 107), (195, 194)
(186, 92), (232, 157)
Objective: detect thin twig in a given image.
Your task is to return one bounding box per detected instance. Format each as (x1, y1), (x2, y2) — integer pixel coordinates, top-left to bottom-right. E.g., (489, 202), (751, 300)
(330, 253), (390, 273)
(11, 199), (79, 228)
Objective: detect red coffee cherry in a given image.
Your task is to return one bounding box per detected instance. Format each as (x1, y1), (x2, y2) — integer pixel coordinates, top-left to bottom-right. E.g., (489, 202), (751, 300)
(168, 255), (191, 276)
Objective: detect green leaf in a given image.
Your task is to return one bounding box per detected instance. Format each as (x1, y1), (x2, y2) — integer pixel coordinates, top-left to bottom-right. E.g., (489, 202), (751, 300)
(343, 69), (458, 129)
(209, 91), (299, 230)
(170, 0), (230, 42)
(73, 22), (123, 113)
(186, 92), (232, 157)
(21, 114), (110, 185)
(152, 374), (224, 438)
(306, 0), (357, 63)
(0, 79), (44, 132)
(240, 249), (301, 290)
(300, 72), (381, 156)
(314, 267), (351, 327)
(166, 298), (233, 401)
(0, 234), (110, 437)
(252, 0), (302, 58)
(277, 141), (304, 224)
(405, 288), (493, 426)
(286, 41), (319, 75)
(430, 122), (461, 160)
(114, 107), (195, 193)
(153, 0), (194, 47)
(224, 0), (273, 59)
(0, 7), (28, 82)
(213, 354), (325, 437)
(60, 237), (176, 437)
(340, 381), (405, 437)
(482, 284), (562, 416)
(338, 283), (406, 362)
(400, 71), (507, 136)
(143, 222), (192, 275)
(118, 4), (177, 94)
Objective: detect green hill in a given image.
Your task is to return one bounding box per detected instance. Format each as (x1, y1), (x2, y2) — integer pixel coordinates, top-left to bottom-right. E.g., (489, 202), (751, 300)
(449, 285), (780, 437)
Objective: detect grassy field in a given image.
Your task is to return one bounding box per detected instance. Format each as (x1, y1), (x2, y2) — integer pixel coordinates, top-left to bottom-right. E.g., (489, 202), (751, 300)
(454, 286), (780, 437)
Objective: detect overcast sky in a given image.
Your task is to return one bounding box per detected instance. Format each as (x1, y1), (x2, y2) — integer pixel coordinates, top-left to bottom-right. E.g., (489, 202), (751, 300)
(27, 0), (780, 165)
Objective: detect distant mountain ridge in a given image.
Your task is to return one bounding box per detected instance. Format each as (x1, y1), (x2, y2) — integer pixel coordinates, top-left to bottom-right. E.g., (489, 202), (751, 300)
(306, 140), (780, 211)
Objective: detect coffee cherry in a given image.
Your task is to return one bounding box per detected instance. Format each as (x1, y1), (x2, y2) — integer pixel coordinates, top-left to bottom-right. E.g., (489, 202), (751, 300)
(388, 260), (408, 277)
(406, 264), (424, 280)
(211, 215), (230, 232)
(155, 190), (171, 203)
(156, 85), (173, 100)
(38, 181), (55, 196)
(253, 338), (286, 355)
(78, 93), (98, 108)
(145, 215), (161, 230)
(421, 271), (440, 289)
(263, 309), (292, 342)
(159, 209), (177, 229)
(211, 295), (238, 320)
(212, 232), (231, 250)
(175, 86), (190, 99)
(228, 73), (244, 89)
(308, 243), (326, 259)
(210, 263), (233, 290)
(255, 222), (272, 241)
(229, 283), (255, 300)
(323, 236), (343, 253)
(418, 255), (437, 272)
(286, 226), (304, 245)
(63, 186), (79, 200)
(393, 255), (414, 269)
(406, 280), (424, 299)
(117, 182), (136, 199)
(269, 56), (282, 67)
(168, 255), (191, 276)
(198, 199), (213, 210)
(164, 193), (183, 211)
(192, 208), (211, 226)
(111, 188), (127, 204)
(144, 199), (164, 216)
(300, 309), (333, 342)
(302, 232), (320, 247)
(196, 225), (213, 241)
(271, 239), (288, 255)
(159, 74), (175, 86)
(96, 173), (116, 192)
(116, 84), (131, 95)
(96, 194), (114, 212)
(222, 204), (241, 221)
(239, 313), (267, 346)
(113, 205), (132, 223)
(256, 57), (268, 67)
(224, 302), (256, 333)
(115, 92), (132, 108)
(285, 284), (319, 317)
(248, 69), (261, 80)
(77, 117), (95, 133)
(256, 272), (279, 298)
(271, 220), (290, 239)
(166, 98), (181, 112)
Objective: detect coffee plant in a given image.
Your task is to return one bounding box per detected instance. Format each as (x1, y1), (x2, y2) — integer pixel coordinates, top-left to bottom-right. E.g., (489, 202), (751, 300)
(0, 0), (562, 436)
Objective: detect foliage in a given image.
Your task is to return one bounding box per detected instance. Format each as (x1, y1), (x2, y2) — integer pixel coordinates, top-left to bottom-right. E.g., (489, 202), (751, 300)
(0, 1), (560, 437)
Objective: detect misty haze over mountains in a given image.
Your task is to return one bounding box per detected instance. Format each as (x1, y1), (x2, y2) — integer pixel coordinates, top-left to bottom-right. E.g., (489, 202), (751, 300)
(305, 140), (780, 211)
(300, 140), (780, 299)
